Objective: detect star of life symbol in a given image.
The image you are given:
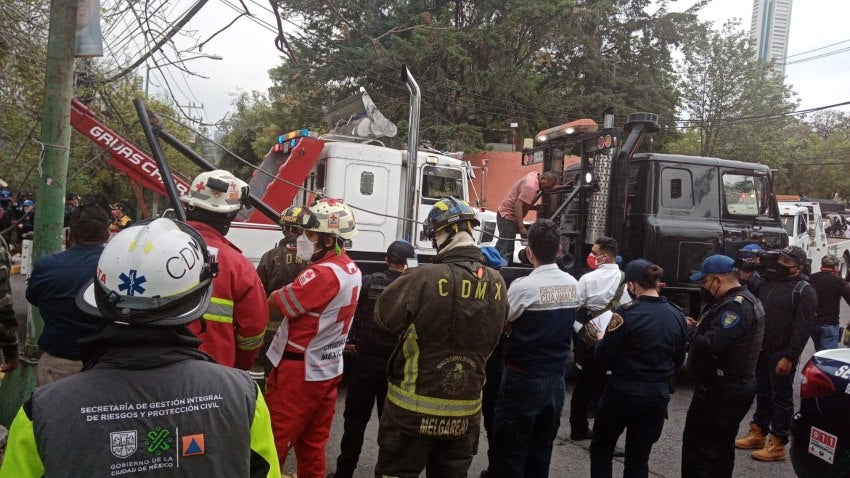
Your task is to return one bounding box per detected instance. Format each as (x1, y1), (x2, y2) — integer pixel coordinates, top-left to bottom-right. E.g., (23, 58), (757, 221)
(110, 430), (137, 459)
(118, 269), (147, 296)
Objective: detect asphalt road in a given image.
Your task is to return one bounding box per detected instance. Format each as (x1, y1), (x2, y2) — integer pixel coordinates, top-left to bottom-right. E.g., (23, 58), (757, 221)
(7, 272), (844, 477)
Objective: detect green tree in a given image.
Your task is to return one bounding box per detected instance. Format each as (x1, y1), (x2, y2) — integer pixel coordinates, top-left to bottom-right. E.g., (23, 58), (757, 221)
(0, 1), (49, 192)
(780, 112), (850, 199)
(217, 91), (279, 178)
(673, 20), (797, 165)
(256, 0), (701, 153)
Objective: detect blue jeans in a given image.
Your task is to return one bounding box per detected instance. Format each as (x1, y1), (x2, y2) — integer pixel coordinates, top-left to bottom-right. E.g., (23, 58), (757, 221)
(753, 352), (796, 439)
(811, 324), (840, 351)
(495, 213), (518, 264)
(491, 368), (565, 477)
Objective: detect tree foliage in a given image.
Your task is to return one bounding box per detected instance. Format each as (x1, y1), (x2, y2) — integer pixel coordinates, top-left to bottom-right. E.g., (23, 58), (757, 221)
(672, 20), (797, 165)
(247, 0), (702, 153)
(0, 1), (49, 192)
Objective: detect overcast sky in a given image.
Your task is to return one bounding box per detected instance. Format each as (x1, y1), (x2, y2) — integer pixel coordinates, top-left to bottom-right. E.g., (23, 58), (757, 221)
(154, 0), (850, 125)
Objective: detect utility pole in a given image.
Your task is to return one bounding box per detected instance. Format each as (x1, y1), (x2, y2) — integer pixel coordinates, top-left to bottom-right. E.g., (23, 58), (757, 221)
(0, 0), (78, 427)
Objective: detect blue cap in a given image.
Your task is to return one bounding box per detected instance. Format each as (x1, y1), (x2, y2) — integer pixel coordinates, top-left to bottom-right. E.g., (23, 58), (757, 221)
(740, 243), (762, 257)
(690, 255), (737, 282)
(22, 199), (33, 207)
(623, 259), (654, 282)
(480, 246), (507, 269)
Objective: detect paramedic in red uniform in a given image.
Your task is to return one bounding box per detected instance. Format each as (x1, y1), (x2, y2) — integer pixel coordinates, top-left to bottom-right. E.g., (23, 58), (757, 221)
(265, 197), (362, 478)
(181, 169), (269, 370)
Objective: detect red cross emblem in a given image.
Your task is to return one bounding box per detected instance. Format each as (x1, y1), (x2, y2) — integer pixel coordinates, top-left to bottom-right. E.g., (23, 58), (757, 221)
(195, 181), (206, 192)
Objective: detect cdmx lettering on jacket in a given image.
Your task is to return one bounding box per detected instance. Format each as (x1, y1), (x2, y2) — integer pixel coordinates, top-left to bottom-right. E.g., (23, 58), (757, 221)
(279, 251), (303, 265)
(436, 278), (503, 300)
(538, 284), (576, 304)
(88, 125), (189, 196)
(165, 241), (203, 279)
(418, 417), (470, 437)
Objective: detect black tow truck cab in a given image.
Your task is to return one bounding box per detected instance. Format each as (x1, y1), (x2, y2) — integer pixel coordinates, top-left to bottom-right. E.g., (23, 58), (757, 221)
(513, 112), (788, 316)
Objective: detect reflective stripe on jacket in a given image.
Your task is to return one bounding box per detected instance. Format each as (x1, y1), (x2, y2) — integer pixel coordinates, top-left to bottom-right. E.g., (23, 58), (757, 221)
(187, 221), (269, 370)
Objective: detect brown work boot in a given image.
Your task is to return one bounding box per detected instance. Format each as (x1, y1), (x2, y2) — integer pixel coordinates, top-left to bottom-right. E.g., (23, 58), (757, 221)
(751, 434), (786, 462)
(735, 422), (766, 450)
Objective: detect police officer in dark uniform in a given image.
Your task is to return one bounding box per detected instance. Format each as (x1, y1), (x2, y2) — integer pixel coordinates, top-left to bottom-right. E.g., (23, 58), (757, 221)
(589, 259), (687, 478)
(681, 255), (765, 478)
(330, 240), (416, 478)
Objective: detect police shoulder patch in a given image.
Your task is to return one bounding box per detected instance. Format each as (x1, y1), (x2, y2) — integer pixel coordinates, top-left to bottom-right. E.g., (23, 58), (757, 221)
(721, 310), (741, 329)
(607, 313), (624, 332)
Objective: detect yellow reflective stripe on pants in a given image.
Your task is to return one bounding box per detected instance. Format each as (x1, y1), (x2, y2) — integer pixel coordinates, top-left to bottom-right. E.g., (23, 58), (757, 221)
(387, 383), (482, 417)
(236, 331), (265, 351)
(204, 297), (234, 324)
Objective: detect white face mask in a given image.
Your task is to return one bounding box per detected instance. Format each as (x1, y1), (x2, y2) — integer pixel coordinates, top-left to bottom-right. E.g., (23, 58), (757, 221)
(296, 234), (317, 261)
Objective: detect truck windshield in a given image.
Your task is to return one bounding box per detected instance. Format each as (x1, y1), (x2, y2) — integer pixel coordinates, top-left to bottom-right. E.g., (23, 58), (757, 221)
(421, 166), (464, 204)
(780, 216), (796, 236)
(722, 173), (772, 217)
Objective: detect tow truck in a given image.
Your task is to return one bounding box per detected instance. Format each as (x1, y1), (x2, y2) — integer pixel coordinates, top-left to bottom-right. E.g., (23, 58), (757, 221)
(70, 70), (486, 274)
(499, 111), (790, 315)
(72, 73), (788, 312)
(779, 200), (850, 278)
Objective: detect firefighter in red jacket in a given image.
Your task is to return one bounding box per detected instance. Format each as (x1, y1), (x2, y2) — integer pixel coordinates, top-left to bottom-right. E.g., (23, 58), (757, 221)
(181, 169), (269, 370)
(265, 197), (361, 478)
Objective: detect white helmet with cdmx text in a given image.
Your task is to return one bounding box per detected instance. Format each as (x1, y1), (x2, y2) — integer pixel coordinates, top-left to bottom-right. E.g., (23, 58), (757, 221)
(76, 218), (219, 326)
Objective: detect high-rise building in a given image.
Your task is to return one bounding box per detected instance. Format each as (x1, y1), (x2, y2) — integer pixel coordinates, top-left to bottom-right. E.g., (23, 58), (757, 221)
(750, 0), (793, 78)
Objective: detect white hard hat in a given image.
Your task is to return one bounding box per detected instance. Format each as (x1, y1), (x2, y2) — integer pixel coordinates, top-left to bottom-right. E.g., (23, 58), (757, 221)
(77, 218), (217, 326)
(180, 169), (248, 214)
(298, 197), (358, 240)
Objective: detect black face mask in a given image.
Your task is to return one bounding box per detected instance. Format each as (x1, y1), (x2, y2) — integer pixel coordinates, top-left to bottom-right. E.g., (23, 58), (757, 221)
(775, 263), (793, 279)
(700, 287), (716, 304)
(627, 284), (636, 298)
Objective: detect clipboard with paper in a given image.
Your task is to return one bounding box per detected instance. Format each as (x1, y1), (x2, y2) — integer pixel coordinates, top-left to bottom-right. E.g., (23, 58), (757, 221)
(266, 319), (290, 367)
(589, 310), (613, 340)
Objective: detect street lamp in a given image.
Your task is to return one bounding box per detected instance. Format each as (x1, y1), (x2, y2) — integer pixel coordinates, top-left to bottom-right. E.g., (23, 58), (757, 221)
(145, 53), (223, 96)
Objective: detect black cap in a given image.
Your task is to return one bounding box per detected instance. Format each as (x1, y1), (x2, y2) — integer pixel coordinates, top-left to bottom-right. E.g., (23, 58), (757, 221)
(66, 192), (79, 201)
(623, 258), (653, 282)
(386, 240), (415, 265)
(779, 245), (806, 266)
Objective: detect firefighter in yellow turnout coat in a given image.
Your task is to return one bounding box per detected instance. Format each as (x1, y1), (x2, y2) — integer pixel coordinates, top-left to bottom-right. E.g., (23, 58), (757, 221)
(373, 197), (508, 478)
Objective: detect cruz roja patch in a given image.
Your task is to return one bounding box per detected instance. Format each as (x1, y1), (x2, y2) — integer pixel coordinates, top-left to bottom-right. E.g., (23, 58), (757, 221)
(607, 313), (624, 332)
(721, 311), (741, 329)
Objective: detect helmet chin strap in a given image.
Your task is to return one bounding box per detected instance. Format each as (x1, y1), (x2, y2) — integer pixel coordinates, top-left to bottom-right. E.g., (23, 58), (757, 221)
(433, 226), (474, 252)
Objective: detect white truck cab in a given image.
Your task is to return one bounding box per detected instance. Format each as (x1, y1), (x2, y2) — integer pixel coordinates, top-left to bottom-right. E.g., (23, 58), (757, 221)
(779, 201), (850, 277)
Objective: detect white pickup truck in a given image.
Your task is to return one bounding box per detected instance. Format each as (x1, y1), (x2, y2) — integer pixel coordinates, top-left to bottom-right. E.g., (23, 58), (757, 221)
(779, 200), (850, 278)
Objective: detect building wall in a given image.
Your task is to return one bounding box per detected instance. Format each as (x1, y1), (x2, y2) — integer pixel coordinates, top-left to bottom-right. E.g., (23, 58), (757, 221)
(750, 0), (793, 78)
(466, 151), (540, 213)
(466, 150), (579, 218)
